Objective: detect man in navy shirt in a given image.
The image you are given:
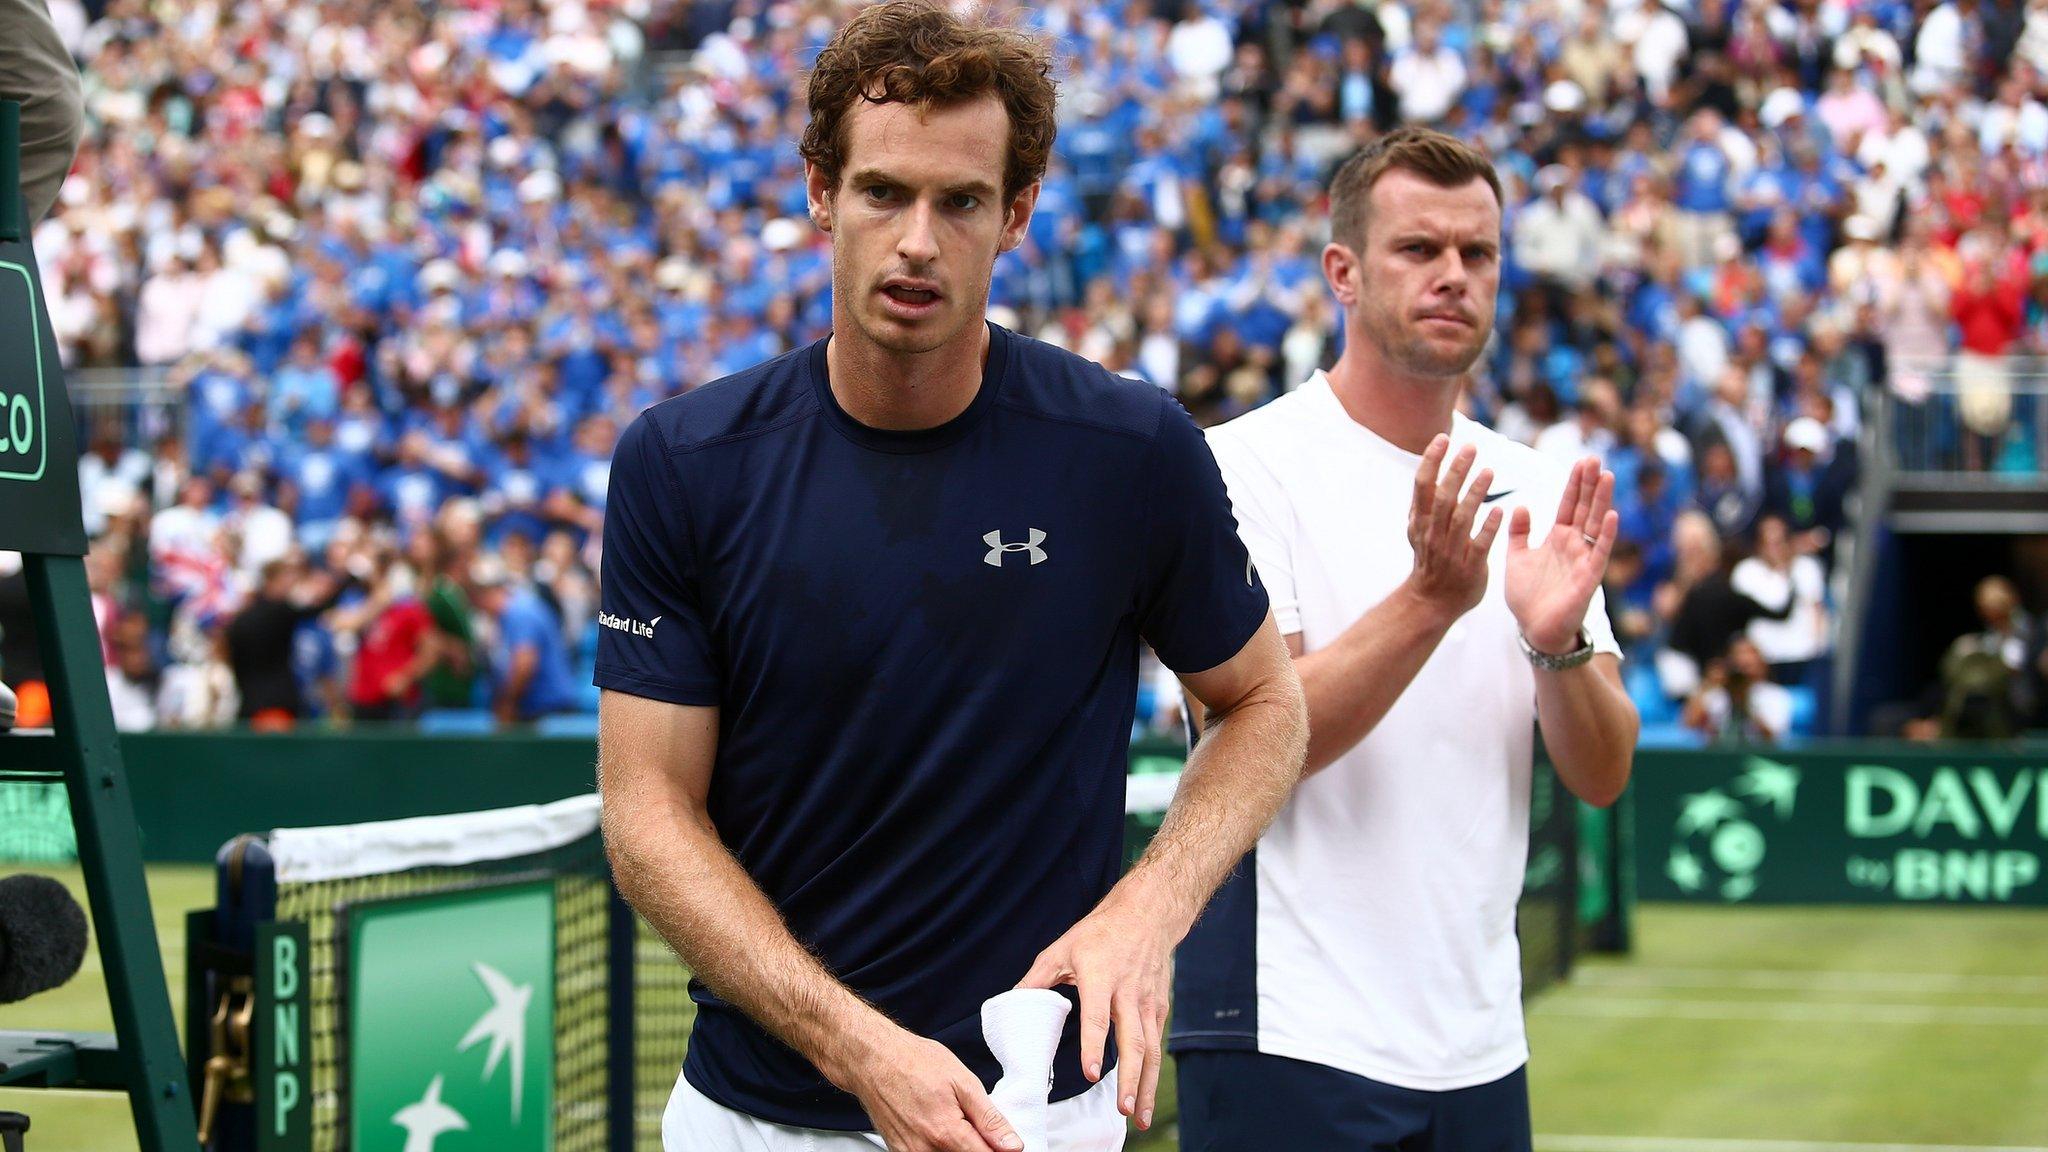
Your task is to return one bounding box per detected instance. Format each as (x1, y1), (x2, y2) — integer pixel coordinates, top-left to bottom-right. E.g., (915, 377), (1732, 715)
(594, 5), (1307, 1152)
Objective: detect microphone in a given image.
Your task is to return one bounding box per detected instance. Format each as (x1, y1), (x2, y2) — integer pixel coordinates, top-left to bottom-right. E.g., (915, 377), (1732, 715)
(0, 874), (89, 1005)
(0, 679), (15, 732)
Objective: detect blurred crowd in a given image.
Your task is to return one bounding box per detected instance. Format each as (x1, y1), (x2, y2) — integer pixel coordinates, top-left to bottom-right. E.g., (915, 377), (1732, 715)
(0, 0), (2042, 736)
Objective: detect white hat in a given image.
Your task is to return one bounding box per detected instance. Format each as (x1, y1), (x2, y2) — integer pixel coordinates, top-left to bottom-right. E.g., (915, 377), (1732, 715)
(470, 554), (511, 589)
(1542, 80), (1587, 114)
(517, 170), (562, 203)
(419, 258), (462, 292)
(654, 257), (690, 290)
(1536, 164), (1573, 193)
(487, 249), (529, 278)
(1783, 416), (1830, 454)
(760, 217), (804, 252)
(1759, 87), (1805, 130)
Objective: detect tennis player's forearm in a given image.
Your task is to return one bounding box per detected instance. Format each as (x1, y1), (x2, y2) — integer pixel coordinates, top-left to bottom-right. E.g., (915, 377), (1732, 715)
(1123, 682), (1305, 937)
(604, 810), (892, 1085)
(1535, 656), (1637, 807)
(1295, 584), (1458, 775)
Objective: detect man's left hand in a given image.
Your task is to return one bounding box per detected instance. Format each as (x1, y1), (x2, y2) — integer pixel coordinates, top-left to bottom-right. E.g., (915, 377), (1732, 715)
(1015, 892), (1175, 1130)
(1506, 457), (1618, 654)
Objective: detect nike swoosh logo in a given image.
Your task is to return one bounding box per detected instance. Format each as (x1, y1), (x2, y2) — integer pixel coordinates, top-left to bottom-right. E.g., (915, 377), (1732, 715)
(1481, 488), (1518, 503)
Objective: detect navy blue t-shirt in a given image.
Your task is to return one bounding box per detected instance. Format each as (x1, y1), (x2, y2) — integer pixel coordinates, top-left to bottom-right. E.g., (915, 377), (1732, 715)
(595, 323), (1267, 1130)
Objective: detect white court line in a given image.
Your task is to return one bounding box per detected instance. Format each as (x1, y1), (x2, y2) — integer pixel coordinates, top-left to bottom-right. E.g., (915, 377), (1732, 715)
(1532, 997), (2048, 1026)
(1538, 1136), (2048, 1152)
(1572, 967), (2048, 997)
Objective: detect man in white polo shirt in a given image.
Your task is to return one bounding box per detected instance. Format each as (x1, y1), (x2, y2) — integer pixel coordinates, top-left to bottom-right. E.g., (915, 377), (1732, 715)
(1172, 127), (1640, 1150)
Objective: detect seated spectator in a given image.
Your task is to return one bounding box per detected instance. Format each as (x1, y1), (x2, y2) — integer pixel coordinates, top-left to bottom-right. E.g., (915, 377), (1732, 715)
(1903, 577), (2042, 740)
(1731, 513), (1833, 687)
(1535, 377), (1620, 465)
(1659, 511), (1795, 698)
(223, 470), (294, 587)
(1693, 439), (1762, 541)
(271, 334), (342, 434)
(1683, 636), (1796, 744)
(1764, 416), (1855, 568)
(104, 628), (160, 733)
(1601, 538), (1659, 657)
(157, 619), (240, 730)
(78, 427), (152, 539)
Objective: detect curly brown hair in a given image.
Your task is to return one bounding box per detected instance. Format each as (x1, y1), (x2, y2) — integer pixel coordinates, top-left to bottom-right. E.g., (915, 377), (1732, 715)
(799, 1), (1059, 205)
(1328, 128), (1504, 251)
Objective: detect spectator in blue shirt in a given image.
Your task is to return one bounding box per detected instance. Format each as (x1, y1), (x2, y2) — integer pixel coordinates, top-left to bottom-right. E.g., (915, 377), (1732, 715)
(271, 334), (342, 435)
(280, 418), (364, 551)
(484, 430), (552, 548)
(1672, 111), (1737, 267)
(472, 555), (579, 722)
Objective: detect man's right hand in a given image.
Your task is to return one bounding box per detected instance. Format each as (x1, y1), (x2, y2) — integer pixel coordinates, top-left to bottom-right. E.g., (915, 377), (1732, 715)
(1403, 435), (1505, 623)
(838, 1028), (1023, 1152)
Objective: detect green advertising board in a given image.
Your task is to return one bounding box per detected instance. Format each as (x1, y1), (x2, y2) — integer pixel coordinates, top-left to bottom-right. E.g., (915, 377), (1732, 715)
(349, 883), (556, 1152)
(1633, 749), (2048, 904)
(0, 238), (86, 555)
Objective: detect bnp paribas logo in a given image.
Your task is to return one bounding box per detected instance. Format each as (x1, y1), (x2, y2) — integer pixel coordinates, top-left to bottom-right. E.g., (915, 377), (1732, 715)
(350, 884), (556, 1152)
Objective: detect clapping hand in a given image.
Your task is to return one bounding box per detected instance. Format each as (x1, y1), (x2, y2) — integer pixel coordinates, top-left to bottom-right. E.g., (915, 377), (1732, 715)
(1403, 436), (1506, 623)
(1506, 458), (1618, 654)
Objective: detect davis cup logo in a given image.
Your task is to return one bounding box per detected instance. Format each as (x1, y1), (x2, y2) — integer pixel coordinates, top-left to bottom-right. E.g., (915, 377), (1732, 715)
(350, 884), (556, 1152)
(1665, 758), (1801, 902)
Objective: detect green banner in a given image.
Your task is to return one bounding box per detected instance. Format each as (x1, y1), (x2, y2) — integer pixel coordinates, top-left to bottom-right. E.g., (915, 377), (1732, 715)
(1633, 749), (2048, 904)
(349, 883), (557, 1152)
(256, 921), (312, 1152)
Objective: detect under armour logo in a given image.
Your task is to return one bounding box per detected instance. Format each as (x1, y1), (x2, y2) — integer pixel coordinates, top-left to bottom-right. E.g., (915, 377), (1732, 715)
(983, 529), (1047, 567)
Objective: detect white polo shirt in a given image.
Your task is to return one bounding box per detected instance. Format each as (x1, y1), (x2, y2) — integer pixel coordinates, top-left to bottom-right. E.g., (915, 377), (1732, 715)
(1179, 371), (1619, 1091)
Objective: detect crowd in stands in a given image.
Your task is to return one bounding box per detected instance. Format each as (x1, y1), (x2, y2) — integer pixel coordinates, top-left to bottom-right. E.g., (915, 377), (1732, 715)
(1, 0), (2043, 740)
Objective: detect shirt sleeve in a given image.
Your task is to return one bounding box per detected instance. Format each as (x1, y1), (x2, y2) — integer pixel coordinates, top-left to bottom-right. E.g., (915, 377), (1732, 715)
(1206, 424), (1299, 638)
(592, 412), (721, 706)
(1135, 392), (1271, 674)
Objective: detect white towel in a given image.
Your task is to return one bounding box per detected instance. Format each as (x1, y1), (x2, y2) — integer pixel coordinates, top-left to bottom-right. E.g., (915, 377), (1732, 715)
(981, 988), (1073, 1152)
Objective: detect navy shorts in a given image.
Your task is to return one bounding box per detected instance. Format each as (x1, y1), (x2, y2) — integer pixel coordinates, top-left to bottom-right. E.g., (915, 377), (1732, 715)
(1176, 1050), (1532, 1152)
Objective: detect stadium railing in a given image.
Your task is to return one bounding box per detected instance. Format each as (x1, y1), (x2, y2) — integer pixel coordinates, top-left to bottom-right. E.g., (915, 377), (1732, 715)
(66, 366), (179, 452)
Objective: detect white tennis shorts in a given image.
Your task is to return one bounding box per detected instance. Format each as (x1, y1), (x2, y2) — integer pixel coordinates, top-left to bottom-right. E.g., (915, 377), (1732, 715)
(662, 1066), (1127, 1152)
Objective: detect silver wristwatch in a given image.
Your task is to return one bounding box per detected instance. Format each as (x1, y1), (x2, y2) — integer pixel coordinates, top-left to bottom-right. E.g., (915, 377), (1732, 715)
(1519, 628), (1595, 671)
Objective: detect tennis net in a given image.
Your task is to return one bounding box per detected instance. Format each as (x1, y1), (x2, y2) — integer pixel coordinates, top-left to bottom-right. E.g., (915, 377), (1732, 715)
(192, 794), (690, 1152)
